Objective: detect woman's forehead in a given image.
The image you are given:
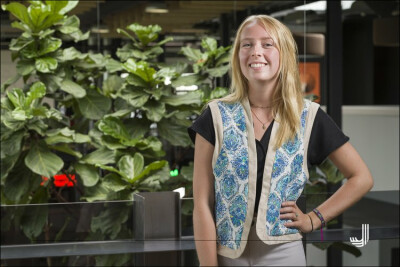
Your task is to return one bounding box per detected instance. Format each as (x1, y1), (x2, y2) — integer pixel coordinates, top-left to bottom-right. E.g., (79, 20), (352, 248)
(240, 21), (273, 40)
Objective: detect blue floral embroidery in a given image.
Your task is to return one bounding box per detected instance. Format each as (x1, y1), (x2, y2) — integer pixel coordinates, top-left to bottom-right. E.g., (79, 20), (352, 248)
(291, 154), (303, 175)
(222, 174), (239, 200)
(233, 149), (248, 180)
(217, 218), (233, 247)
(214, 148), (228, 178)
(229, 195), (247, 227)
(215, 193), (227, 222)
(266, 99), (312, 236)
(214, 101), (249, 250)
(266, 193), (281, 224)
(234, 109), (246, 132)
(282, 135), (300, 155)
(223, 127), (242, 151)
(272, 150), (289, 179)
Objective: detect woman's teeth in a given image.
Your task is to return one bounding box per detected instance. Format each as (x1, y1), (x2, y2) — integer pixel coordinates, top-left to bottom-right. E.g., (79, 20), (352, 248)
(250, 63), (266, 67)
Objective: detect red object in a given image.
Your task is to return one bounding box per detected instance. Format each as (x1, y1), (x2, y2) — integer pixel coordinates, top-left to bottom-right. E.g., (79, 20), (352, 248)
(41, 174), (76, 187)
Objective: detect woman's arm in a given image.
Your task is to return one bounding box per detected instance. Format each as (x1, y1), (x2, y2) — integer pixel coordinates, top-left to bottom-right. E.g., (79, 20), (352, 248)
(308, 142), (374, 228)
(282, 142), (374, 232)
(193, 133), (218, 266)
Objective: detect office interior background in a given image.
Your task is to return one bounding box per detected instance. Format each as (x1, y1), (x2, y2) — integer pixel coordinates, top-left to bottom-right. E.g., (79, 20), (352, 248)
(1, 0), (399, 266)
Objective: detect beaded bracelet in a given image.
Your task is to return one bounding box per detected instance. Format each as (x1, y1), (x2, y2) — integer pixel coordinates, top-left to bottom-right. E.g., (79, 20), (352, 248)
(312, 208), (325, 241)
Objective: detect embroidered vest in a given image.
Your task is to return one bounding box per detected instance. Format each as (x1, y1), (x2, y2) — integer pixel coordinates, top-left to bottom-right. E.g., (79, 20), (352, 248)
(209, 98), (319, 258)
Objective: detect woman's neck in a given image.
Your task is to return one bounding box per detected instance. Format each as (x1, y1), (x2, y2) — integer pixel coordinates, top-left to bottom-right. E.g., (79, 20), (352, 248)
(247, 79), (277, 107)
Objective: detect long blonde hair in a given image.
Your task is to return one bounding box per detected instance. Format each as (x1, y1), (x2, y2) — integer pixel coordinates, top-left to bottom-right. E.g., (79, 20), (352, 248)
(221, 15), (304, 148)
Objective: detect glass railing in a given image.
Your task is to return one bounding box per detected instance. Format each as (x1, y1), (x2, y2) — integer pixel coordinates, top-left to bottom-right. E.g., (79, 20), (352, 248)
(1, 191), (398, 266)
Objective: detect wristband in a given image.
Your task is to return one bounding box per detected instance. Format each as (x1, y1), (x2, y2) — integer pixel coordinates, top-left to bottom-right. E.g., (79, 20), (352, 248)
(312, 208), (325, 241)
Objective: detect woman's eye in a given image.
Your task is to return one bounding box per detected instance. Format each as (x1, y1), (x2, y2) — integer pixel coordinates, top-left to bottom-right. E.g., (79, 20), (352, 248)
(242, 43), (251, 47)
(263, 42), (273, 47)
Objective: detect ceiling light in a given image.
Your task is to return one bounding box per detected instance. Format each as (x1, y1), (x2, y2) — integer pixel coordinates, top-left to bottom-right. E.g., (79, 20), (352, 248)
(145, 2), (168, 14)
(294, 0), (355, 11)
(91, 25), (109, 34)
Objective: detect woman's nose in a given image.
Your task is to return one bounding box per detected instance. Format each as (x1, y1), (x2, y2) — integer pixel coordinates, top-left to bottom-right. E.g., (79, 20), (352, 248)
(251, 45), (262, 57)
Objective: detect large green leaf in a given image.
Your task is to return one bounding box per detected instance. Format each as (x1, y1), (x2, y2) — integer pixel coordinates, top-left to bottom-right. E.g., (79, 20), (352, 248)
(3, 160), (37, 202)
(82, 181), (111, 202)
(180, 162), (194, 181)
(20, 188), (48, 239)
(60, 79), (86, 98)
(118, 153), (144, 181)
(180, 46), (203, 62)
(103, 75), (124, 97)
(161, 90), (203, 106)
(7, 88), (25, 109)
(58, 47), (84, 61)
(80, 147), (115, 165)
(16, 59), (35, 76)
(24, 141), (64, 177)
(1, 153), (20, 183)
(210, 87), (229, 100)
(142, 101), (165, 122)
(46, 0), (78, 15)
(102, 173), (129, 192)
(171, 73), (205, 88)
(25, 81), (46, 107)
(1, 130), (26, 159)
(122, 86), (150, 107)
(158, 119), (192, 147)
(126, 23), (161, 46)
(27, 3), (64, 32)
(201, 37), (217, 52)
(77, 89), (111, 120)
(74, 163), (100, 187)
(91, 203), (130, 239)
(123, 59), (156, 83)
(49, 144), (82, 158)
(9, 37), (34, 52)
(57, 15), (79, 34)
(35, 56), (58, 73)
(206, 64), (230, 77)
(98, 116), (131, 141)
(124, 118), (150, 140)
(105, 58), (123, 73)
(1, 2), (33, 30)
(37, 37), (62, 56)
(134, 136), (163, 152)
(131, 160), (168, 183)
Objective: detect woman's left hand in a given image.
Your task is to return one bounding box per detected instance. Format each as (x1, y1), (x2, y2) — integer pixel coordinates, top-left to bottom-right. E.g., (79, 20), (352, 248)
(280, 201), (312, 233)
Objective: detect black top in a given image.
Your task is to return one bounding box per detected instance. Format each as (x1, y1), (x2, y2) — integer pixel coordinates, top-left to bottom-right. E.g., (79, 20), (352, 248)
(188, 106), (349, 213)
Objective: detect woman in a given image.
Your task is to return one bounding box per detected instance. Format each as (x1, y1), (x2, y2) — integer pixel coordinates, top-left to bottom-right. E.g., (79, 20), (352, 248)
(188, 15), (373, 266)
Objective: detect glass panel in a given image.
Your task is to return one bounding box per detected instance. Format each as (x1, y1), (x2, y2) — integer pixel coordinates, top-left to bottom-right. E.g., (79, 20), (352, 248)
(181, 197), (194, 237)
(1, 200), (135, 246)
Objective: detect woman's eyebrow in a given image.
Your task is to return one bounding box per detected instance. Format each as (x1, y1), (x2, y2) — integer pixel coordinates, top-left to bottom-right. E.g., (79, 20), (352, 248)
(240, 37), (273, 42)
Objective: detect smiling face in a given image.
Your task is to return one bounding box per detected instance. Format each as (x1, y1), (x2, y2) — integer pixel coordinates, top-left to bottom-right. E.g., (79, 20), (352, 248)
(238, 20), (280, 86)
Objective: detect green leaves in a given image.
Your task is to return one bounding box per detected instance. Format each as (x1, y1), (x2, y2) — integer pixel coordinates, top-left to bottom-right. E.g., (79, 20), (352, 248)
(126, 23), (162, 46)
(2, 2), (33, 31)
(25, 141), (64, 177)
(77, 89), (111, 120)
(60, 79), (86, 98)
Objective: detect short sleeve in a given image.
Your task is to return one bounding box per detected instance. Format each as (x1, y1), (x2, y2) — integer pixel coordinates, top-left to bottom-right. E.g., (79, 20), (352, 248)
(308, 108), (350, 167)
(187, 106), (215, 146)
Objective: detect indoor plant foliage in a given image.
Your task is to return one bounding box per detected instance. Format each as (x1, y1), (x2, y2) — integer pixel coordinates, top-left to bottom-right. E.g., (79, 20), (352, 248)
(0, 0), (168, 248)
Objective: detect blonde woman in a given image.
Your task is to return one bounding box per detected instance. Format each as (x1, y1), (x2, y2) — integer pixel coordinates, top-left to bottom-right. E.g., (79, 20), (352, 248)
(188, 15), (373, 266)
